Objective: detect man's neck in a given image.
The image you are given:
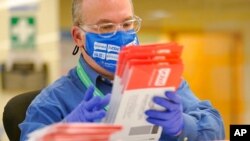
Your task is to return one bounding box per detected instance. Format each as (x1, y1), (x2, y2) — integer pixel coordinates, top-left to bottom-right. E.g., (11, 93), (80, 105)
(81, 52), (114, 80)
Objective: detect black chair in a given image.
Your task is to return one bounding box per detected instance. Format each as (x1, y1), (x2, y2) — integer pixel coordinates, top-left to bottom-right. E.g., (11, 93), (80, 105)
(2, 90), (40, 141)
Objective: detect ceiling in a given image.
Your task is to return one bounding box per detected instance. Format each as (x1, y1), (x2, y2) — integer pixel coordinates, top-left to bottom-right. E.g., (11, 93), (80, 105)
(60, 0), (250, 31)
(133, 0), (250, 31)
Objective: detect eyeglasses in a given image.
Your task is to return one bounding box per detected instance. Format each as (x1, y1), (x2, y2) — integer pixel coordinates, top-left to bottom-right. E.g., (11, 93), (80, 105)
(79, 15), (142, 38)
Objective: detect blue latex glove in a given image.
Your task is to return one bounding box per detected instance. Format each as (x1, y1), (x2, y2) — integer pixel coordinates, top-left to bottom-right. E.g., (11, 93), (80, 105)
(145, 91), (184, 136)
(65, 85), (111, 122)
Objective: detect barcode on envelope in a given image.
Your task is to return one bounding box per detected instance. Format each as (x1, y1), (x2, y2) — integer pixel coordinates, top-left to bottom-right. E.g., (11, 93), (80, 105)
(128, 125), (159, 135)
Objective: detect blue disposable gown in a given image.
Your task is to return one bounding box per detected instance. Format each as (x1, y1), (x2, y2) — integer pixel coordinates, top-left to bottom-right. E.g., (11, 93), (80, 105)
(19, 56), (225, 141)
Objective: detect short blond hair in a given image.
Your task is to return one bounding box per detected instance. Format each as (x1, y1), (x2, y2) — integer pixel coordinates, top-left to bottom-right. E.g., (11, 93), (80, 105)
(72, 0), (134, 26)
(72, 0), (83, 26)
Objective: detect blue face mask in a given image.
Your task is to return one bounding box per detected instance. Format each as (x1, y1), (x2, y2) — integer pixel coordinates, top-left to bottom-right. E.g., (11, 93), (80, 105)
(85, 31), (139, 73)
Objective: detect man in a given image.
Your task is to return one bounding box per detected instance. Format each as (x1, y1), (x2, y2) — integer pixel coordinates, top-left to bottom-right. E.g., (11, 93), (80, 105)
(19, 0), (225, 140)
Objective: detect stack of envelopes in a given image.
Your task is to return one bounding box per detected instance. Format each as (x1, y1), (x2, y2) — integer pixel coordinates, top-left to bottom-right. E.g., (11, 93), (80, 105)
(104, 42), (184, 141)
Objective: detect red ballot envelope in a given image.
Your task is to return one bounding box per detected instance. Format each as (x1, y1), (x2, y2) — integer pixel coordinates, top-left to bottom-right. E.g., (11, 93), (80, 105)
(116, 42), (182, 76)
(27, 123), (122, 141)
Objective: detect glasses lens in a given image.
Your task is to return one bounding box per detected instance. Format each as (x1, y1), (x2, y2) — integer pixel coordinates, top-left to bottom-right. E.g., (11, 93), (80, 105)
(122, 20), (134, 31)
(99, 23), (117, 34)
(123, 18), (141, 34)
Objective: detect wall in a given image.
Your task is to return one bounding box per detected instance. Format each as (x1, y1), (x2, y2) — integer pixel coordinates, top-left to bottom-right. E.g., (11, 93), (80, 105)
(0, 0), (60, 92)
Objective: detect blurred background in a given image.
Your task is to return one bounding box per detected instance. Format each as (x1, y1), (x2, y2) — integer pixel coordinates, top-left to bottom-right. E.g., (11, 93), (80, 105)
(0, 0), (250, 140)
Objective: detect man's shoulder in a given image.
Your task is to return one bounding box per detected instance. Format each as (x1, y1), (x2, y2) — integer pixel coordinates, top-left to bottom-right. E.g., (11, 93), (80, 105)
(31, 74), (82, 106)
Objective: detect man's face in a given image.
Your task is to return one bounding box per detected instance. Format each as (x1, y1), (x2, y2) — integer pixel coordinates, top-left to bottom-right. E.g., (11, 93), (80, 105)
(75, 0), (134, 78)
(82, 0), (134, 33)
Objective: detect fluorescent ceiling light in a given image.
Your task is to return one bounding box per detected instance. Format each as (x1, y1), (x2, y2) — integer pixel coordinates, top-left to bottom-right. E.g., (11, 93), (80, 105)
(0, 0), (40, 10)
(148, 10), (172, 20)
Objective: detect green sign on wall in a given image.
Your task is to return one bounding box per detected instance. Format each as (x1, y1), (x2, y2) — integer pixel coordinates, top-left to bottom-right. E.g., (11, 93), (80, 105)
(10, 16), (36, 50)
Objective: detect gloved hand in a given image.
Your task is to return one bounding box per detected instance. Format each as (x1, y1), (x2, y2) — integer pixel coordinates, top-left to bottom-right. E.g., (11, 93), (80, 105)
(64, 85), (111, 122)
(145, 91), (184, 136)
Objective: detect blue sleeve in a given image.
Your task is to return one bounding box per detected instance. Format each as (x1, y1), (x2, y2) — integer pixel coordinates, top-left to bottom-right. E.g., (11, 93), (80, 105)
(19, 90), (65, 141)
(160, 80), (225, 141)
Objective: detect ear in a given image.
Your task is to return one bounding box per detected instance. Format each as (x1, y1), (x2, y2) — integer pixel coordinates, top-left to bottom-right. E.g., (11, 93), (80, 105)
(71, 26), (85, 47)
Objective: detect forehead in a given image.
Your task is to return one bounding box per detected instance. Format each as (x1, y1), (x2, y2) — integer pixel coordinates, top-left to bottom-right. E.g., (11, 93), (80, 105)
(82, 0), (133, 24)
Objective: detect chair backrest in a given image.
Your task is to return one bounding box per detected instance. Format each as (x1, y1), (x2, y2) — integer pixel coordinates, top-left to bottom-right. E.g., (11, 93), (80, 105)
(2, 90), (40, 141)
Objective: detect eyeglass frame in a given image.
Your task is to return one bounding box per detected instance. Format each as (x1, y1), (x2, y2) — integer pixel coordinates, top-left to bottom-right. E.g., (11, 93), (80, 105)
(78, 15), (142, 38)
